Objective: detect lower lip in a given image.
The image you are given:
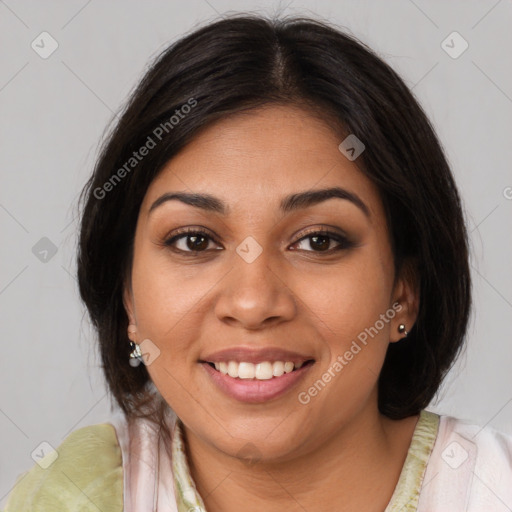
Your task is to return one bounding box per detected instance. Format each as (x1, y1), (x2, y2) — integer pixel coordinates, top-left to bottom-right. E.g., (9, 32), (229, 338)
(201, 362), (314, 403)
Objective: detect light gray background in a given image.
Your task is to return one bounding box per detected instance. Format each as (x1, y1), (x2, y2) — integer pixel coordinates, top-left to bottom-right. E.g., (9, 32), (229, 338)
(1, 0), (511, 503)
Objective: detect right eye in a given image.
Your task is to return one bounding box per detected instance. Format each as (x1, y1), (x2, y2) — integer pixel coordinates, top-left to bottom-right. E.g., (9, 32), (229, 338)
(164, 228), (222, 254)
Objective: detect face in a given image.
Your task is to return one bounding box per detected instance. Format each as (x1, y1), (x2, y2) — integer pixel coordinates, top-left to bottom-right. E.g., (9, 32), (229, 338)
(124, 104), (418, 463)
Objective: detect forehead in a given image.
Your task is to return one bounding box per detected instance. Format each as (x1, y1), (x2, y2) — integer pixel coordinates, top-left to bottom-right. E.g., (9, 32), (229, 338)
(141, 105), (383, 221)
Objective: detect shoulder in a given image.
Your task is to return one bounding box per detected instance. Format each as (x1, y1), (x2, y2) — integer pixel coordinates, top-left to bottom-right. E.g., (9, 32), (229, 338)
(418, 412), (512, 511)
(440, 414), (512, 466)
(3, 423), (123, 512)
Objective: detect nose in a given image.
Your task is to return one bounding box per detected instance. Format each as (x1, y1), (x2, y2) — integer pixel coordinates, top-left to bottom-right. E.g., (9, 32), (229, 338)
(214, 246), (297, 331)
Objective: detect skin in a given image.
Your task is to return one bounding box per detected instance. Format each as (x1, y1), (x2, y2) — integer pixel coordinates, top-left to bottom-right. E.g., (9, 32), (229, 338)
(124, 104), (420, 512)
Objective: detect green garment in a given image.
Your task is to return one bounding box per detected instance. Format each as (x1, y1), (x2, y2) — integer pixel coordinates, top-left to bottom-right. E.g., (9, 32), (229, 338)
(3, 424), (123, 511)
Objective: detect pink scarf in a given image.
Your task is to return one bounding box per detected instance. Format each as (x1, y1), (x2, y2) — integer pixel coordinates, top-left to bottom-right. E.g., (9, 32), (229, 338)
(111, 410), (179, 511)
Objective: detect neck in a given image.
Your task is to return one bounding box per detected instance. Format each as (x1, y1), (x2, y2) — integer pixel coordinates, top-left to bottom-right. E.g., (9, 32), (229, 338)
(182, 401), (419, 512)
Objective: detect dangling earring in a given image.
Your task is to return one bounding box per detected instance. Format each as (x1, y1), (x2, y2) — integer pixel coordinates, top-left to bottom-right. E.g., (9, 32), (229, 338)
(127, 324), (143, 367)
(398, 324), (409, 338)
(129, 341), (143, 367)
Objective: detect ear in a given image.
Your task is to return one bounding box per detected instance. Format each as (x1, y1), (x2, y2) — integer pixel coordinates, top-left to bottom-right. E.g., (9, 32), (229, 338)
(123, 277), (137, 327)
(389, 258), (420, 343)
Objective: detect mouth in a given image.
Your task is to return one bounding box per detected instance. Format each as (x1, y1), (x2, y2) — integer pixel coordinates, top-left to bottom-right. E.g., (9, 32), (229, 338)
(199, 348), (315, 403)
(203, 359), (315, 380)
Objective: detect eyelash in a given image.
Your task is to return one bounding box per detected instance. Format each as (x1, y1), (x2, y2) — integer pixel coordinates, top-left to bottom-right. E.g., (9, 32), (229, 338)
(163, 227), (355, 255)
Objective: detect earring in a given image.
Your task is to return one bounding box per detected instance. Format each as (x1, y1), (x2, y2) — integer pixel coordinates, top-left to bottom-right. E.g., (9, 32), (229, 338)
(398, 324), (409, 338)
(129, 341), (143, 367)
(127, 324), (143, 366)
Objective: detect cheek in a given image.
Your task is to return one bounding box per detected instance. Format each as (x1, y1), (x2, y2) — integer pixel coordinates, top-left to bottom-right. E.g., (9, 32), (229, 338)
(129, 247), (213, 358)
(129, 251), (212, 409)
(293, 257), (394, 421)
(302, 252), (393, 340)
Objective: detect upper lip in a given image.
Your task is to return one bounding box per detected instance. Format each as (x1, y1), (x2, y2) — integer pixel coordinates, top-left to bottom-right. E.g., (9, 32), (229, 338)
(200, 347), (314, 365)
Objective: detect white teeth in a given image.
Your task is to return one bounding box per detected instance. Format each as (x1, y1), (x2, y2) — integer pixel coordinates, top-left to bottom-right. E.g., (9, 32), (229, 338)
(227, 361), (238, 378)
(210, 360), (306, 379)
(238, 362), (255, 379)
(272, 361), (284, 377)
(284, 362), (294, 373)
(255, 362), (273, 380)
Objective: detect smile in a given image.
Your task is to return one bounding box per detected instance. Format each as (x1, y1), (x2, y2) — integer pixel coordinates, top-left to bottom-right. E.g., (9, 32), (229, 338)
(200, 347), (315, 403)
(208, 360), (308, 380)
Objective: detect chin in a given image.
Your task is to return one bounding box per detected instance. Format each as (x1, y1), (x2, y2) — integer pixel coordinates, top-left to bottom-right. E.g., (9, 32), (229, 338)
(190, 411), (314, 464)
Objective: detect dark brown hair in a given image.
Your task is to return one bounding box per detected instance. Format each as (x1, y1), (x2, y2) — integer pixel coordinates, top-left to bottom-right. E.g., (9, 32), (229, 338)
(77, 13), (472, 431)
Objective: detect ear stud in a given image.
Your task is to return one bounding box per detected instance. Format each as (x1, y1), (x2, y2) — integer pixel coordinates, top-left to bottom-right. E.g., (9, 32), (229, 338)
(398, 324), (408, 337)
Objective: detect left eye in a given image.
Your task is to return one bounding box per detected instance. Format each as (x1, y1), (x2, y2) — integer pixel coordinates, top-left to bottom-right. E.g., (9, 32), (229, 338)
(291, 231), (349, 252)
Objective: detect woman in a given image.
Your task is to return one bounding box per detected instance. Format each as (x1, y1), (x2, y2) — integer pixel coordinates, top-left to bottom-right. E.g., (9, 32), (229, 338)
(4, 13), (511, 512)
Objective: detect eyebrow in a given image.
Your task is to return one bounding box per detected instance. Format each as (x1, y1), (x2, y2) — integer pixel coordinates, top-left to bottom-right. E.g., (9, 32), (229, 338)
(148, 186), (370, 218)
